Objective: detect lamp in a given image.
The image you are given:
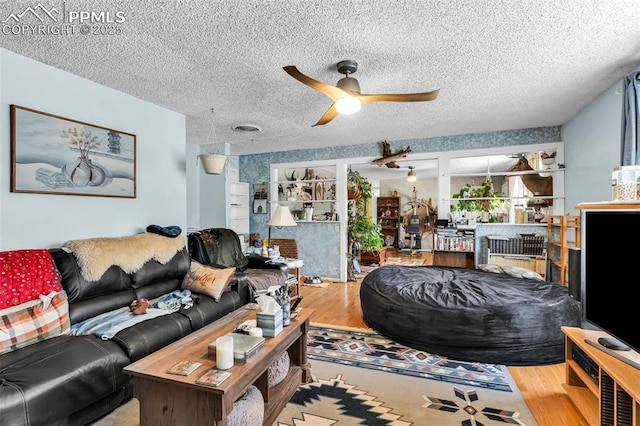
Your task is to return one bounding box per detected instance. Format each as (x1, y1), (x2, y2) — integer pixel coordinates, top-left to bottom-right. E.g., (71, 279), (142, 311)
(267, 205), (297, 242)
(335, 96), (361, 115)
(407, 166), (417, 182)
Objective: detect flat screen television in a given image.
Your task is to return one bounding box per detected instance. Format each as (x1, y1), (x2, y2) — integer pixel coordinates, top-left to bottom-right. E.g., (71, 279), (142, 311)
(582, 209), (640, 368)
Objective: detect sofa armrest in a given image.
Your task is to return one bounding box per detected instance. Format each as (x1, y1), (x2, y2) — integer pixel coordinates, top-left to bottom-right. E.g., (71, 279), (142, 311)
(246, 255), (288, 272)
(229, 272), (250, 303)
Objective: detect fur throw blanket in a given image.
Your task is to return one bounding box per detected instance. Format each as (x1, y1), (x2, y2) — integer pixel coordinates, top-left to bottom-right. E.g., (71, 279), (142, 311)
(64, 233), (185, 282)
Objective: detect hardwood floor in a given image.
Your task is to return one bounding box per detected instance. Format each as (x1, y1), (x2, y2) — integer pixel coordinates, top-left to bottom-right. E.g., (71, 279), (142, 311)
(299, 249), (587, 426)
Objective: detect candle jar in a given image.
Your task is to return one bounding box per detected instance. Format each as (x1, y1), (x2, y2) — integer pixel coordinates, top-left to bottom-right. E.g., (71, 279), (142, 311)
(612, 166), (640, 201)
(215, 335), (234, 370)
(514, 205), (525, 224)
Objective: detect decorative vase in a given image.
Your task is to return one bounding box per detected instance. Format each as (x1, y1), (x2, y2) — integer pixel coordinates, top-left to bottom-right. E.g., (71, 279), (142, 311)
(198, 154), (227, 174)
(62, 157), (106, 187)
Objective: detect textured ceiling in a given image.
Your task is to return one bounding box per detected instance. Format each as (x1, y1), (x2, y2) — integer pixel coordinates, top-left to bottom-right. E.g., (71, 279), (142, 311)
(1, 1), (640, 156)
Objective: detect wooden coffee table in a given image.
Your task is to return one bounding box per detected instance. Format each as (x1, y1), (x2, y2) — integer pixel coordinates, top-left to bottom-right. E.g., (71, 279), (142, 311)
(124, 306), (313, 425)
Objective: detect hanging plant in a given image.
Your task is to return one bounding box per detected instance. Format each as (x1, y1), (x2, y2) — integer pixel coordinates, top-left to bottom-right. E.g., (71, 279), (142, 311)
(451, 180), (507, 222)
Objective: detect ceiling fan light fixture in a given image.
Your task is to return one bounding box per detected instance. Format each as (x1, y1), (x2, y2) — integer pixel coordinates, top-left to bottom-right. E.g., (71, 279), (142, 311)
(335, 96), (361, 115)
(407, 166), (417, 182)
(337, 76), (361, 93)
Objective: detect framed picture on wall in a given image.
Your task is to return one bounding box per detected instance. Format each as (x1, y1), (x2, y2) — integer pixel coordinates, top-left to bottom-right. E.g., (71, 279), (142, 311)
(10, 105), (137, 198)
(253, 183), (268, 214)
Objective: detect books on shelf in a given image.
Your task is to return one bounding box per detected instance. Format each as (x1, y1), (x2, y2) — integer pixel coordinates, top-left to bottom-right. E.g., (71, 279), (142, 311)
(486, 235), (545, 255)
(166, 360), (202, 376)
(196, 368), (231, 387)
(435, 228), (475, 252)
(435, 235), (475, 252)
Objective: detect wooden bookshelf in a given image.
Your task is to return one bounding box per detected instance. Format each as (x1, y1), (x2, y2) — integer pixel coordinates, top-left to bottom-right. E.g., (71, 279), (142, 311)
(547, 215), (580, 284)
(432, 227), (475, 268)
(377, 196), (400, 248)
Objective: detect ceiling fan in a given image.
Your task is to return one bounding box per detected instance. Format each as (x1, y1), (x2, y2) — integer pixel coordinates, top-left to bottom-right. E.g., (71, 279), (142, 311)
(283, 60), (439, 126)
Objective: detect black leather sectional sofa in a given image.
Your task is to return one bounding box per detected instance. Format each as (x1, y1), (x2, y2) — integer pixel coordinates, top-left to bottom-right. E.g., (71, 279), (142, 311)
(0, 229), (279, 426)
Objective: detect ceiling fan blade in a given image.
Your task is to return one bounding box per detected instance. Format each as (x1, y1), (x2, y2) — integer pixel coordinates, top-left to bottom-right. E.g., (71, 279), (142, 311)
(359, 89), (440, 104)
(312, 103), (339, 127)
(283, 66), (351, 102)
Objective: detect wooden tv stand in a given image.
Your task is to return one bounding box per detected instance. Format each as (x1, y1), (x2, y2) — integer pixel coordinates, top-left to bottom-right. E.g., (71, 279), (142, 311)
(562, 326), (640, 425)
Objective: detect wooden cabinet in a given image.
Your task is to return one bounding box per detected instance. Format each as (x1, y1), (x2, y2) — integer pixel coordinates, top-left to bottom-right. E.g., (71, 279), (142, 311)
(562, 326), (640, 426)
(547, 215), (580, 284)
(377, 196), (400, 248)
(432, 227), (476, 268)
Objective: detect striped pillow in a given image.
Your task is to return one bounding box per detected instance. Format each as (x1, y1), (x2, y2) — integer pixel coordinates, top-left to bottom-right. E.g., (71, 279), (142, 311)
(0, 290), (70, 354)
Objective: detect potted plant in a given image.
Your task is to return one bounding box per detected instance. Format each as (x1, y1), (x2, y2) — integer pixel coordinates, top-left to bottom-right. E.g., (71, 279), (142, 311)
(347, 169), (372, 200)
(347, 170), (384, 280)
(451, 180), (507, 223)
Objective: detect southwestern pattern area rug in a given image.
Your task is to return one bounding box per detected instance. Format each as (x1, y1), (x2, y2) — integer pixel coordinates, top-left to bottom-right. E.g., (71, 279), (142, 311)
(92, 324), (537, 426)
(275, 324), (538, 425)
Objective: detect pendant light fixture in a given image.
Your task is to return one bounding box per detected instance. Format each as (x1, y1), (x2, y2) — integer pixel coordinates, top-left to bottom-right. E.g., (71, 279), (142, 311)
(407, 166), (417, 182)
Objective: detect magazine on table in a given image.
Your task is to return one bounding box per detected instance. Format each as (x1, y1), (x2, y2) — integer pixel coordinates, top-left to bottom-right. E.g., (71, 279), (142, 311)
(166, 360), (202, 376)
(196, 368), (231, 387)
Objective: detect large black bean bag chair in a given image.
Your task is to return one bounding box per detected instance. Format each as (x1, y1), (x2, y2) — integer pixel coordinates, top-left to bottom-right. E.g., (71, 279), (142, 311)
(360, 265), (581, 366)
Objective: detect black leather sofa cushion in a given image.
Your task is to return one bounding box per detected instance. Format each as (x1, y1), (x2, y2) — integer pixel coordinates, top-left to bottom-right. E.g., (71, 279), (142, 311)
(134, 278), (182, 301)
(60, 385), (129, 426)
(179, 291), (245, 331)
(0, 335), (130, 426)
(69, 289), (138, 325)
(130, 248), (190, 288)
(110, 312), (192, 361)
(50, 248), (132, 303)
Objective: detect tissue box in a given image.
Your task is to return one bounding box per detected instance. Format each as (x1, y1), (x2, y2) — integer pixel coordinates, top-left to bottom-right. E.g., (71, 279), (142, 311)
(257, 310), (283, 337)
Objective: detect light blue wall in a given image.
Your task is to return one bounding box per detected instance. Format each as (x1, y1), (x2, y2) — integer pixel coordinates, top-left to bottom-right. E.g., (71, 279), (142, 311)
(563, 80), (624, 213)
(0, 49), (187, 249)
(240, 127), (560, 278)
(186, 142), (230, 231)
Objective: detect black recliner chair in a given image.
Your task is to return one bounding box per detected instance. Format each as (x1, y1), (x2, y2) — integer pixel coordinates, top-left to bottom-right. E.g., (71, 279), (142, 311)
(188, 228), (287, 299)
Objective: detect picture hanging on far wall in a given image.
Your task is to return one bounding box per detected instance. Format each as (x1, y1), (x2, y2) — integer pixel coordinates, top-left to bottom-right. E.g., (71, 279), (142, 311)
(253, 183), (268, 214)
(10, 105), (137, 198)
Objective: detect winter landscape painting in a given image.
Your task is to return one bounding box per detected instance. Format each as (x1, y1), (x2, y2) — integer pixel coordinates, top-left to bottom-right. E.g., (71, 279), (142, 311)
(10, 105), (136, 198)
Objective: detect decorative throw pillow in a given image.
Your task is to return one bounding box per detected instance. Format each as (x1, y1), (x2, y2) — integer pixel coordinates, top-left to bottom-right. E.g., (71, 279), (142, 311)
(0, 249), (62, 309)
(477, 263), (504, 274)
(146, 224), (182, 238)
(501, 265), (545, 281)
(181, 261), (236, 302)
(0, 290), (70, 355)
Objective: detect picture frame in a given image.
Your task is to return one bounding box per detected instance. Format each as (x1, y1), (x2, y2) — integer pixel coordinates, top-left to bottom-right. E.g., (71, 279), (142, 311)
(10, 105), (136, 198)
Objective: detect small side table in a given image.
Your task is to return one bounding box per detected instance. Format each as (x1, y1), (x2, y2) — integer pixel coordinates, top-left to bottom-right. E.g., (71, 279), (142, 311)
(270, 257), (303, 301)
